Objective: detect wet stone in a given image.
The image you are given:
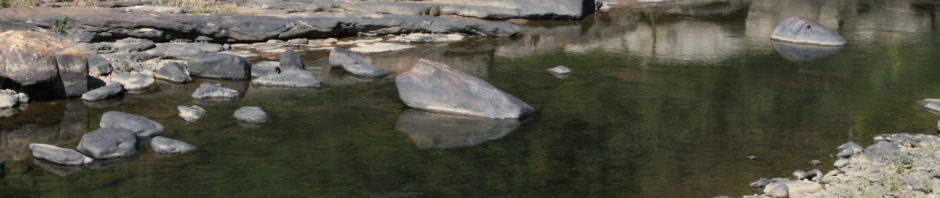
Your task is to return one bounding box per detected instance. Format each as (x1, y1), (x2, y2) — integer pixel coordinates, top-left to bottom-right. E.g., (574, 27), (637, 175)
(234, 106), (268, 123)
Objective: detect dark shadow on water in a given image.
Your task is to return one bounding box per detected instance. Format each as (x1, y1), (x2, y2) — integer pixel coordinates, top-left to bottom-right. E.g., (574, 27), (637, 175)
(32, 159), (82, 177)
(771, 41), (844, 62)
(394, 110), (521, 149)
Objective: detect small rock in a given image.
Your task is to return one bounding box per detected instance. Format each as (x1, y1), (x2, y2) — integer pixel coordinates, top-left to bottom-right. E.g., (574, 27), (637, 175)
(29, 143), (94, 166)
(547, 65), (572, 75)
(150, 136), (197, 154)
(251, 61), (280, 78)
(0, 91), (19, 109)
(154, 62), (192, 83)
(810, 159), (821, 166)
(191, 83), (239, 99)
(76, 128), (138, 159)
(747, 155), (759, 160)
(110, 72), (155, 91)
(750, 178), (771, 188)
(234, 106), (267, 123)
(251, 69), (322, 88)
(279, 49), (305, 70)
(177, 105), (206, 122)
(766, 184), (789, 198)
(81, 83), (124, 101)
(100, 111), (165, 137)
(329, 48), (390, 78)
(833, 159), (849, 168)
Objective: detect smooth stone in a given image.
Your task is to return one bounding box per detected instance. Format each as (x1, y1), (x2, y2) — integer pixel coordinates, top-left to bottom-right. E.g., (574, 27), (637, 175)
(251, 61), (280, 78)
(279, 49), (305, 70)
(187, 53), (251, 80)
(191, 83), (239, 99)
(177, 105), (206, 122)
(810, 159), (822, 166)
(388, 33), (465, 43)
(81, 83), (124, 101)
(863, 141), (900, 159)
(87, 54), (113, 76)
(28, 143), (94, 166)
(329, 48), (390, 78)
(766, 184), (789, 198)
(234, 106), (268, 123)
(765, 180), (823, 196)
(747, 155), (759, 160)
(109, 72), (155, 91)
(750, 178), (771, 188)
(0, 31), (71, 86)
(349, 43), (413, 53)
(396, 59), (534, 119)
(919, 99), (940, 114)
(76, 128), (138, 159)
(771, 16), (847, 46)
(547, 65), (571, 75)
(146, 43), (224, 59)
(154, 62), (192, 83)
(99, 111), (165, 137)
(150, 136), (197, 154)
(833, 159), (849, 168)
(251, 69), (322, 88)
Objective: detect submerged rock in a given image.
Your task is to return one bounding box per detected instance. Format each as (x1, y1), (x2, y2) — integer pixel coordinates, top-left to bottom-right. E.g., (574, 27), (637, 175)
(395, 110), (520, 149)
(81, 83), (124, 101)
(28, 143), (94, 166)
(76, 128), (138, 159)
(154, 62), (192, 83)
(771, 41), (844, 62)
(251, 61), (280, 78)
(329, 48), (390, 78)
(110, 72), (155, 91)
(279, 49), (304, 71)
(251, 69), (322, 88)
(191, 83), (239, 99)
(177, 105), (206, 122)
(99, 111), (165, 137)
(771, 16), (847, 46)
(150, 136), (197, 154)
(547, 65), (571, 75)
(396, 59), (534, 119)
(234, 106), (268, 123)
(187, 53), (251, 80)
(750, 178), (771, 188)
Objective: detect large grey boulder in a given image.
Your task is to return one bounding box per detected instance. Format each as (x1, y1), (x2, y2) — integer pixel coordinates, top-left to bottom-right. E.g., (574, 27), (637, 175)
(191, 83), (239, 99)
(396, 59), (534, 119)
(771, 16), (847, 46)
(251, 69), (321, 88)
(87, 54), (113, 76)
(154, 62), (192, 83)
(81, 83), (124, 101)
(99, 111), (165, 137)
(329, 48), (390, 78)
(251, 61), (280, 78)
(177, 105), (206, 122)
(395, 110), (519, 149)
(0, 31), (68, 86)
(150, 136), (197, 154)
(76, 128), (138, 159)
(28, 143), (94, 166)
(279, 49), (304, 71)
(234, 106), (268, 123)
(109, 72), (155, 91)
(187, 53), (251, 80)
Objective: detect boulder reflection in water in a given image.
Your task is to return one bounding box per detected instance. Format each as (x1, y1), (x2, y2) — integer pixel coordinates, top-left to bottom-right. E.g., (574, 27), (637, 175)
(771, 41), (844, 62)
(394, 110), (520, 149)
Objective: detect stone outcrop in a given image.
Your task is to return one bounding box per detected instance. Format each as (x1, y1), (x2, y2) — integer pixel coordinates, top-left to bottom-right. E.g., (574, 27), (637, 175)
(234, 106), (268, 123)
(0, 31), (88, 97)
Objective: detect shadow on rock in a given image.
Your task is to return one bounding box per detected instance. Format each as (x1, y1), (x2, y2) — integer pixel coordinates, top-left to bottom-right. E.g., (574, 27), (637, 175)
(771, 41), (844, 62)
(394, 110), (520, 149)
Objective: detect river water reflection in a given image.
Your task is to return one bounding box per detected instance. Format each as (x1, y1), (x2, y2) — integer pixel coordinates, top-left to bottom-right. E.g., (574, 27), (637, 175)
(3, 0), (940, 197)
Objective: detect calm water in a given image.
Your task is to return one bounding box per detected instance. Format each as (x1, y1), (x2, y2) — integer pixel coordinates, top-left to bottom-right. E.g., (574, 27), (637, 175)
(4, 0), (940, 197)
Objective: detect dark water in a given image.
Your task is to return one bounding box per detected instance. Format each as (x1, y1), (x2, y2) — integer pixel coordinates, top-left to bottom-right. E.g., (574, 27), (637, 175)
(4, 0), (940, 197)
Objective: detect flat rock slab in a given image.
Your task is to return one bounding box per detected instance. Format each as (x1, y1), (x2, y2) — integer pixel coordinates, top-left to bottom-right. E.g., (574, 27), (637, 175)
(771, 16), (847, 46)
(329, 48), (390, 78)
(191, 83), (239, 99)
(154, 62), (192, 83)
(188, 53), (251, 80)
(251, 69), (322, 88)
(350, 43), (413, 53)
(177, 105), (206, 122)
(234, 106), (268, 123)
(396, 59), (534, 119)
(77, 128), (138, 159)
(100, 111), (165, 137)
(29, 143), (94, 166)
(81, 83), (124, 101)
(251, 61), (280, 78)
(150, 136), (197, 154)
(110, 72), (155, 91)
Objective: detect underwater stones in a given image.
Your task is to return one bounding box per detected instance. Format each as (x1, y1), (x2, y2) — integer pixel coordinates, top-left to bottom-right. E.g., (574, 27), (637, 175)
(76, 128), (138, 159)
(251, 61), (280, 78)
(28, 143), (94, 166)
(150, 136), (197, 154)
(191, 83), (239, 99)
(154, 62), (192, 83)
(81, 83), (124, 101)
(547, 65), (571, 75)
(396, 59), (534, 119)
(750, 178), (771, 188)
(234, 106), (267, 123)
(329, 48), (390, 78)
(251, 69), (322, 88)
(110, 72), (155, 91)
(177, 105), (206, 122)
(187, 53), (251, 80)
(99, 111), (165, 137)
(771, 16), (847, 46)
(278, 49), (305, 71)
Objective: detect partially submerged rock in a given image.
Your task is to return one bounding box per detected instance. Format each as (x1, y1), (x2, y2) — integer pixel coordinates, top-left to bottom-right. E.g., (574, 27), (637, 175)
(396, 59), (534, 119)
(771, 16), (847, 46)
(771, 41), (844, 62)
(99, 111), (165, 137)
(110, 72), (155, 91)
(150, 136), (197, 154)
(279, 49), (305, 71)
(81, 83), (124, 101)
(547, 65), (571, 75)
(29, 143), (94, 166)
(329, 48), (390, 78)
(187, 53), (251, 80)
(251, 61), (280, 78)
(251, 70), (322, 88)
(154, 62), (192, 83)
(191, 83), (239, 99)
(234, 106), (268, 123)
(177, 105), (206, 122)
(76, 128), (138, 159)
(395, 110), (519, 149)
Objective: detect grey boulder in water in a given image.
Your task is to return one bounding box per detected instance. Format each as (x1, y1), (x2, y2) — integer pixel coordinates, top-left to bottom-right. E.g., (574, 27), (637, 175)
(771, 16), (847, 46)
(396, 59), (534, 119)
